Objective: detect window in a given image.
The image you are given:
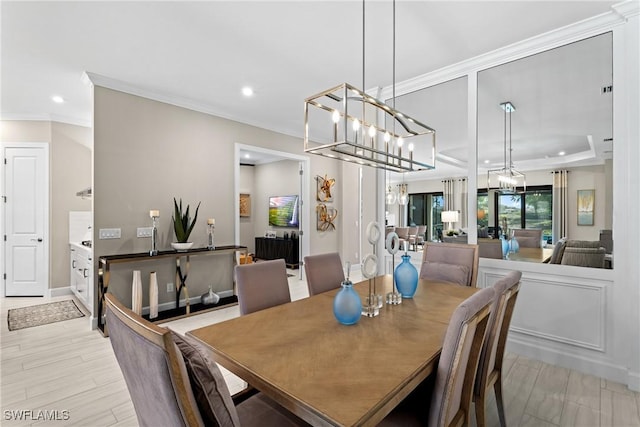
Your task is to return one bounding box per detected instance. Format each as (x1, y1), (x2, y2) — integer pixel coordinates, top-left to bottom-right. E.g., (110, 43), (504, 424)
(478, 186), (552, 242)
(408, 192), (443, 241)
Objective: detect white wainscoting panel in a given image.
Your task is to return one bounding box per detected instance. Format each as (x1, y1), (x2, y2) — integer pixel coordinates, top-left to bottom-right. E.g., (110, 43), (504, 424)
(478, 259), (620, 384)
(511, 276), (605, 351)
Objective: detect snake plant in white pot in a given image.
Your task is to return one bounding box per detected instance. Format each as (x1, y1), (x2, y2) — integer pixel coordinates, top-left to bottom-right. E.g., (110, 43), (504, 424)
(171, 198), (201, 250)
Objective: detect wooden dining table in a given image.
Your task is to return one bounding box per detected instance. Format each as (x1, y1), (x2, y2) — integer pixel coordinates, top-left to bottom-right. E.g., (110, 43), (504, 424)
(507, 246), (554, 263)
(187, 275), (478, 427)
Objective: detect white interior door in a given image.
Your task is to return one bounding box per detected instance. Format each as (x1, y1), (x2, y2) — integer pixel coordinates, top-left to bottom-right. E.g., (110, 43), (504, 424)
(4, 145), (48, 296)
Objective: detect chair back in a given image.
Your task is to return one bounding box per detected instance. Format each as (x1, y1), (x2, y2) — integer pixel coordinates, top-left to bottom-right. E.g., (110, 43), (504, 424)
(512, 229), (542, 248)
(304, 252), (345, 296)
(560, 246), (606, 268)
(420, 242), (479, 287)
(395, 226), (409, 238)
(429, 287), (494, 427)
(105, 293), (204, 427)
(545, 237), (567, 264)
(478, 240), (503, 259)
(474, 272), (522, 426)
(235, 258), (291, 315)
(599, 229), (613, 254)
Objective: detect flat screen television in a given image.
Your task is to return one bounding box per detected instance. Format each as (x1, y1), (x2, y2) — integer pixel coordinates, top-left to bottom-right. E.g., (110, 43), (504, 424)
(269, 195), (299, 228)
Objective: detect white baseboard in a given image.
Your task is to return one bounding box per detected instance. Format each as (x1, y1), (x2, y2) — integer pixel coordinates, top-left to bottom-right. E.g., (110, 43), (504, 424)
(507, 336), (631, 388)
(628, 370), (640, 392)
(49, 287), (73, 298)
(90, 315), (98, 330)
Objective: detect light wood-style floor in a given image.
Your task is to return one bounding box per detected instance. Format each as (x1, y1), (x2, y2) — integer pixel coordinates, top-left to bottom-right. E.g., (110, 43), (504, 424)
(2, 270), (639, 427)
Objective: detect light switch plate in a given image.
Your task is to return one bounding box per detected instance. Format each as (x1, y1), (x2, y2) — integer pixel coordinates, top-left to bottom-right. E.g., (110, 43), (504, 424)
(99, 228), (121, 239)
(137, 227), (153, 238)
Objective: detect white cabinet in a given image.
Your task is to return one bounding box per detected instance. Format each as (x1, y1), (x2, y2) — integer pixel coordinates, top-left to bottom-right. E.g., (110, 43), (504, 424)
(70, 244), (93, 315)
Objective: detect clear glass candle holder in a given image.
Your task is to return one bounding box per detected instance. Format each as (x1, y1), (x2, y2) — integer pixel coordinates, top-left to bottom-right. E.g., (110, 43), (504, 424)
(207, 224), (215, 250)
(150, 216), (159, 256)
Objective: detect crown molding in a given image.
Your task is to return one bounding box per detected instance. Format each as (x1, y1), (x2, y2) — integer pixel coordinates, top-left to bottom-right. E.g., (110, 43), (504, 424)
(380, 2), (633, 100)
(83, 72), (303, 140)
(0, 113), (91, 128)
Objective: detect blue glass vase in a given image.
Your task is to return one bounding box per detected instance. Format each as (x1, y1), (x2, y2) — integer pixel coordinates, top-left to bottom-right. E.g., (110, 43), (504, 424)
(510, 236), (520, 253)
(394, 254), (418, 298)
(501, 236), (509, 258)
(333, 279), (362, 325)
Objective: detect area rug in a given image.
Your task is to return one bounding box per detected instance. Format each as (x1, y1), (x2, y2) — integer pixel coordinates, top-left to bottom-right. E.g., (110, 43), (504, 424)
(7, 300), (85, 331)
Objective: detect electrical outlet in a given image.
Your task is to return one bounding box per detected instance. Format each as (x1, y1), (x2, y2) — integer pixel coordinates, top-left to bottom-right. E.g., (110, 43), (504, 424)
(167, 282), (174, 293)
(137, 227), (153, 238)
(99, 228), (121, 239)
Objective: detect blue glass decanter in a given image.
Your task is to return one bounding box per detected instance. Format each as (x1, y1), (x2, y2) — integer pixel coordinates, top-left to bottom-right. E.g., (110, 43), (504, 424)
(333, 263), (362, 325)
(394, 253), (418, 298)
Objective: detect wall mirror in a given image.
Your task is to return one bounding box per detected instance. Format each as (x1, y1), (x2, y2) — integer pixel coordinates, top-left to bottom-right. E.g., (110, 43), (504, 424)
(476, 32), (613, 267)
(384, 76), (468, 243)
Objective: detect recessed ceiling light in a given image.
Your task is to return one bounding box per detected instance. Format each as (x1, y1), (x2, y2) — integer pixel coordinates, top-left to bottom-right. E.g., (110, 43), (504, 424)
(52, 95), (64, 104)
(242, 87), (254, 97)
(558, 151), (566, 156)
(244, 153), (250, 159)
(484, 160), (490, 164)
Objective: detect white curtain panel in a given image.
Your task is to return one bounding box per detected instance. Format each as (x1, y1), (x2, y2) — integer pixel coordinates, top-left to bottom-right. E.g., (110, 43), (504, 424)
(131, 270), (143, 315)
(442, 179), (455, 211)
(459, 178), (468, 229)
(552, 170), (569, 243)
(442, 178), (467, 228)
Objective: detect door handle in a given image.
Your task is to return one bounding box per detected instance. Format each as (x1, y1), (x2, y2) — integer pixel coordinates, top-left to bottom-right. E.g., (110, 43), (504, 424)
(30, 238), (43, 242)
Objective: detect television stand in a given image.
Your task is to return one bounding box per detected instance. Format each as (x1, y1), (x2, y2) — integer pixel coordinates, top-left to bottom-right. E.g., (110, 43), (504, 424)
(254, 237), (299, 269)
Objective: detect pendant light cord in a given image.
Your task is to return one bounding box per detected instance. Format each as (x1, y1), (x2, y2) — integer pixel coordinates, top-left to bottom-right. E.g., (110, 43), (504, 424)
(362, 0), (366, 92)
(392, 0), (396, 110)
(503, 106), (507, 171)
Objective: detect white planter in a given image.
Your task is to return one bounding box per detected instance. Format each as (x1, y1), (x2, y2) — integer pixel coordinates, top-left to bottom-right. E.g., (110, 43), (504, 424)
(171, 242), (194, 251)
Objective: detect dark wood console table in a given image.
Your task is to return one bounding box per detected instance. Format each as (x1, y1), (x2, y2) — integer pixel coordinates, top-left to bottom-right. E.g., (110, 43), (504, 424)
(254, 237), (299, 268)
(97, 245), (247, 336)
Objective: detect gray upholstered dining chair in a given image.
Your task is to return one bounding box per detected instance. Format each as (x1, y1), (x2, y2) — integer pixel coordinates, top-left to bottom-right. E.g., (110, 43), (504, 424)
(394, 227), (410, 250)
(378, 287), (495, 427)
(561, 246), (606, 268)
(304, 252), (345, 296)
(235, 258), (291, 315)
(408, 226), (419, 250)
(512, 229), (542, 248)
(543, 237), (567, 264)
(105, 293), (309, 427)
(415, 225), (427, 249)
(420, 242), (479, 287)
(478, 239), (503, 259)
(474, 271), (522, 427)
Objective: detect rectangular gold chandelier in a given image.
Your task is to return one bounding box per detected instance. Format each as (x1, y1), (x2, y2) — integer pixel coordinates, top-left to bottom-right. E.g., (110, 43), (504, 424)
(304, 83), (436, 173)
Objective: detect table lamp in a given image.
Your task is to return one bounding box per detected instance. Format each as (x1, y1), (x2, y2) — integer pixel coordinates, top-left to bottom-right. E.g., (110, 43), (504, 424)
(441, 210), (459, 232)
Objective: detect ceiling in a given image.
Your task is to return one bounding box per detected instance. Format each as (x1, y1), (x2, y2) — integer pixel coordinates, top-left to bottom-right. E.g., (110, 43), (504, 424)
(1, 1), (619, 178)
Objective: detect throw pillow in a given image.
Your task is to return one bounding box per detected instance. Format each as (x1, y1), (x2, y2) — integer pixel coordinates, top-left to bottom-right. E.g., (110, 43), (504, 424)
(420, 261), (471, 287)
(172, 331), (241, 427)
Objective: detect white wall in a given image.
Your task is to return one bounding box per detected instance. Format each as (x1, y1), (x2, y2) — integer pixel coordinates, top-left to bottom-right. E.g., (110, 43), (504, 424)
(0, 120), (91, 289)
(238, 164), (254, 252)
(253, 159), (300, 239)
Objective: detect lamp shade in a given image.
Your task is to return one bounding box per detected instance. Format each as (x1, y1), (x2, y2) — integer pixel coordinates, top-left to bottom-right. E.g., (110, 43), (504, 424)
(441, 211), (459, 223)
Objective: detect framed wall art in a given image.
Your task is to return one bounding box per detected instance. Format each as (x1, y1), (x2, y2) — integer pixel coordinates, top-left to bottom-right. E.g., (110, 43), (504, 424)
(316, 174), (335, 202)
(577, 189), (594, 226)
(239, 193), (251, 217)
